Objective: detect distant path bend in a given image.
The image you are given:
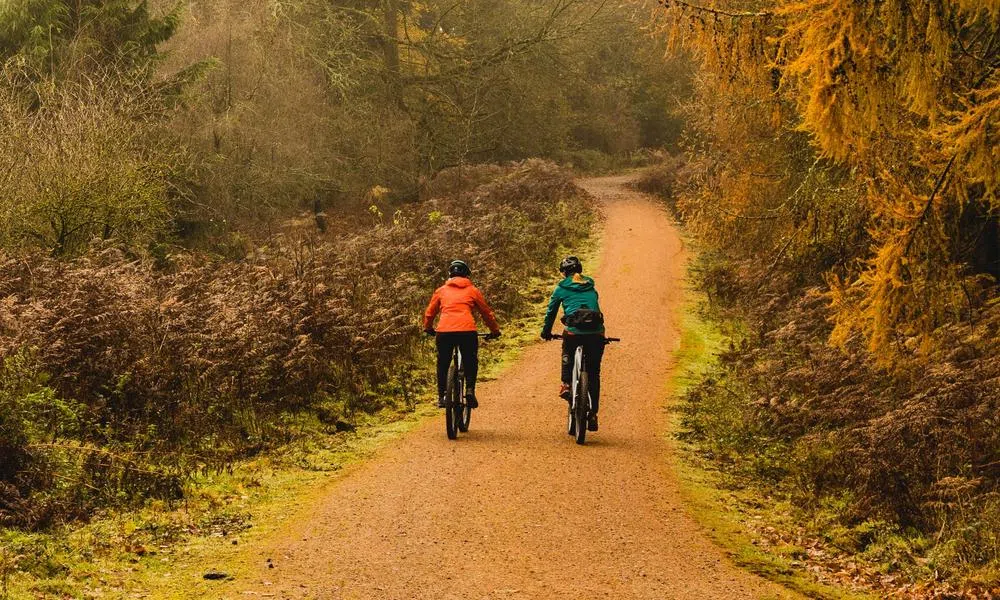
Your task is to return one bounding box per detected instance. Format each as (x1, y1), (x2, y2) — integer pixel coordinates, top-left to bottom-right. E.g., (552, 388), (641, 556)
(228, 174), (796, 600)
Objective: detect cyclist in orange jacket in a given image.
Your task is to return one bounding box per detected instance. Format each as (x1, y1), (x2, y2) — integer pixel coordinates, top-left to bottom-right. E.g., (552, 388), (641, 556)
(424, 260), (501, 409)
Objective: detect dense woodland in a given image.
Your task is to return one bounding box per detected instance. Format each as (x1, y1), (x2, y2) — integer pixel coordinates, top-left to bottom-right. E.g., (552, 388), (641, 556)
(648, 0), (1000, 593)
(0, 0), (686, 256)
(0, 0), (684, 528)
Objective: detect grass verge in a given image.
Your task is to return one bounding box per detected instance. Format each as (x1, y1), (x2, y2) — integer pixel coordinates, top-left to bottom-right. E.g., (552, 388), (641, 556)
(665, 282), (875, 600)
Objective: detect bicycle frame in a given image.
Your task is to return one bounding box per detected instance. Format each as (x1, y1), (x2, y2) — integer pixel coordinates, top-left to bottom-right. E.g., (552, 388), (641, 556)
(439, 332), (491, 439)
(549, 333), (619, 444)
(445, 333), (492, 407)
(570, 345), (589, 416)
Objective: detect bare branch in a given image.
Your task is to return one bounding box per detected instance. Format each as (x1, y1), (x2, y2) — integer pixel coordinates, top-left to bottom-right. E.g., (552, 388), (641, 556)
(659, 0), (773, 19)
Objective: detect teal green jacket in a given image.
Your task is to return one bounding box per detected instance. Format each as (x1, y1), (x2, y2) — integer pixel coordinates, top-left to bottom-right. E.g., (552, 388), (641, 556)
(541, 276), (604, 336)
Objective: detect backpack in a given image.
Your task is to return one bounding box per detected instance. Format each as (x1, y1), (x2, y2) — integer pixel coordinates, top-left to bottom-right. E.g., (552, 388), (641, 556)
(561, 307), (604, 331)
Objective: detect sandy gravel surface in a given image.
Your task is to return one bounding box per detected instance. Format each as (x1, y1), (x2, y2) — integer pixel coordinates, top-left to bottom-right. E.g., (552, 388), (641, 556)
(227, 176), (797, 600)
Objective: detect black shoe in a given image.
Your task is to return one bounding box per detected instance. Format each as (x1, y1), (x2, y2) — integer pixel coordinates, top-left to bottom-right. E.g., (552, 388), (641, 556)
(465, 392), (479, 409)
(559, 383), (571, 401)
(437, 395), (447, 408)
(587, 415), (598, 432)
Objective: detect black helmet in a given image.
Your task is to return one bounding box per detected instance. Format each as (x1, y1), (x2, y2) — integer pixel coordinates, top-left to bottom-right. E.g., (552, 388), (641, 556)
(559, 256), (582, 275)
(448, 259), (471, 277)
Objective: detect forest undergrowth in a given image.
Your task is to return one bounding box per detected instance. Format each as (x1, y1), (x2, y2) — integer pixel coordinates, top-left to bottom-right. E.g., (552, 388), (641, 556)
(640, 163), (1000, 598)
(0, 160), (595, 534)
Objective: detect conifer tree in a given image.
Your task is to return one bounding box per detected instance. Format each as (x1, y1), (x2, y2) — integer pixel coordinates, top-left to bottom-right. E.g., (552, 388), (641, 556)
(0, 0), (181, 78)
(657, 0), (1000, 359)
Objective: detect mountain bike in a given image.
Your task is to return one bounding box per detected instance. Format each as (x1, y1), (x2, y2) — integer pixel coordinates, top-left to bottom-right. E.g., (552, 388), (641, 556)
(552, 334), (619, 445)
(443, 332), (492, 440)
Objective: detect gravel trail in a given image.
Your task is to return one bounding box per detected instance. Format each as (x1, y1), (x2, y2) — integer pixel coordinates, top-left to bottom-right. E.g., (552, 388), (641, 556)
(229, 175), (797, 600)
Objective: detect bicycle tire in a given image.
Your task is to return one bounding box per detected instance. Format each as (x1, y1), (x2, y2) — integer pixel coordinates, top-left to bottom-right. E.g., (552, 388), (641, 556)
(453, 351), (471, 433)
(458, 400), (471, 432)
(445, 362), (459, 440)
(450, 400), (464, 438)
(575, 370), (589, 445)
(457, 366), (471, 433)
(567, 352), (579, 437)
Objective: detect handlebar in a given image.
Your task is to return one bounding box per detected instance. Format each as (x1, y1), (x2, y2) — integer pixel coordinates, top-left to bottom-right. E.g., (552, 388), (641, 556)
(549, 334), (620, 343)
(424, 330), (498, 339)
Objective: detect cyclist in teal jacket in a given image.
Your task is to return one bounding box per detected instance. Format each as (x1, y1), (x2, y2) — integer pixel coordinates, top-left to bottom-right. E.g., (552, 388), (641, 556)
(540, 256), (605, 432)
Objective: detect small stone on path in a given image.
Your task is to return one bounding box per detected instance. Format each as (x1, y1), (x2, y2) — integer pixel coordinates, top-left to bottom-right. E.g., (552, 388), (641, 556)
(203, 571), (231, 580)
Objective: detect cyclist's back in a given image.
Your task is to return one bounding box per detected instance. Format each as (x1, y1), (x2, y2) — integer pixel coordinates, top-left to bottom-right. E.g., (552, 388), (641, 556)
(428, 277), (493, 333)
(544, 275), (603, 334)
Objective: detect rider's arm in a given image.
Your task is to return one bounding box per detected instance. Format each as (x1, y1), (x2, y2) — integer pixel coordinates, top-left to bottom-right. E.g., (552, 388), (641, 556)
(423, 289), (442, 331)
(471, 288), (501, 334)
(541, 287), (562, 336)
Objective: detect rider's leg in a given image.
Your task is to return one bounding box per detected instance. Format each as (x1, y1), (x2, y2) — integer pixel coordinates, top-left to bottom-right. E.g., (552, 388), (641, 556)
(458, 332), (479, 405)
(560, 335), (578, 384)
(583, 335), (605, 414)
(560, 335), (578, 400)
(435, 334), (458, 407)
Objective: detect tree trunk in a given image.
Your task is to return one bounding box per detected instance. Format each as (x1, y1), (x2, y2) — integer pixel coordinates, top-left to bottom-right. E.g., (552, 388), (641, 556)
(381, 0), (404, 107)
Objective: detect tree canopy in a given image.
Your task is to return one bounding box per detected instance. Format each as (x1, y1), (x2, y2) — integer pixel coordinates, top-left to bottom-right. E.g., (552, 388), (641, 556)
(0, 0), (687, 256)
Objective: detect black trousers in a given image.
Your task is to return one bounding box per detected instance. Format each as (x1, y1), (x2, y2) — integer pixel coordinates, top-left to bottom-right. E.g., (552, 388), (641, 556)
(436, 332), (479, 398)
(561, 334), (605, 414)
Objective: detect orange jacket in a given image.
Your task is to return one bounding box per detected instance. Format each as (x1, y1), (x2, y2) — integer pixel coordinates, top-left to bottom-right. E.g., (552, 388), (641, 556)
(423, 277), (500, 334)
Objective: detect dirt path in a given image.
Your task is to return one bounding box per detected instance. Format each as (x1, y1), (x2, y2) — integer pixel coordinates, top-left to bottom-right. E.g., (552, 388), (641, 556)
(227, 176), (796, 600)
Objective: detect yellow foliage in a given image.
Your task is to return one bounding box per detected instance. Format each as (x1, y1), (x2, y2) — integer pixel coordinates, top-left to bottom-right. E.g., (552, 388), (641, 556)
(656, 0), (1000, 359)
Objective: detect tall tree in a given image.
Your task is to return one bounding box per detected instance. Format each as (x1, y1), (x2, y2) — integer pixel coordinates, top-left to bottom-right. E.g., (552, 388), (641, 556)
(657, 0), (1000, 358)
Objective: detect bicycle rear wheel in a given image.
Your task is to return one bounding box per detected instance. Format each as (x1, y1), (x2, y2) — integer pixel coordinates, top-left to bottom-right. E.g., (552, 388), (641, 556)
(445, 362), (460, 440)
(450, 400), (465, 437)
(575, 370), (589, 445)
(458, 396), (471, 432)
(453, 348), (471, 433)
